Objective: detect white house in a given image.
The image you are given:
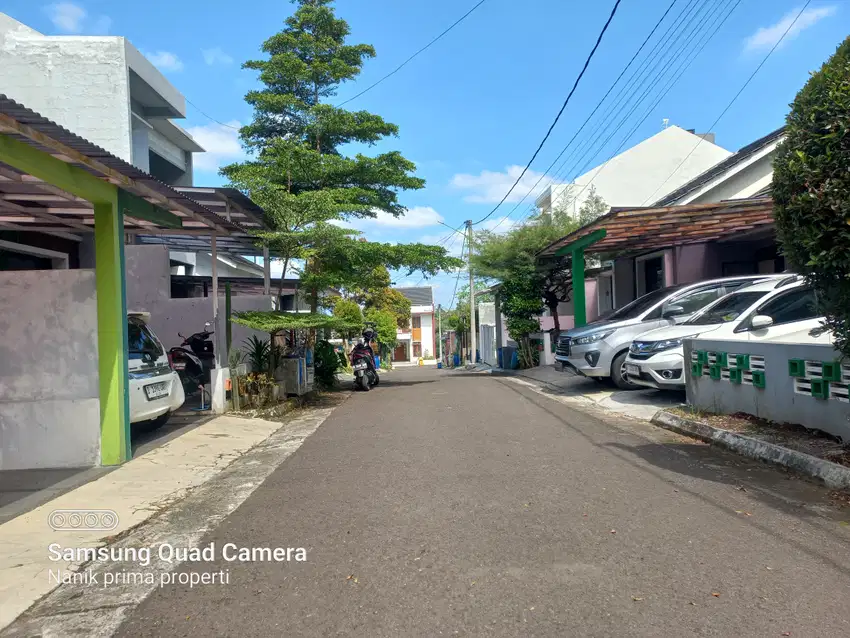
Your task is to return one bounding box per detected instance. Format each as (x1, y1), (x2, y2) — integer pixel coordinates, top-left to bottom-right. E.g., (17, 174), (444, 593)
(535, 125), (731, 221)
(393, 287), (435, 363)
(0, 12), (203, 187)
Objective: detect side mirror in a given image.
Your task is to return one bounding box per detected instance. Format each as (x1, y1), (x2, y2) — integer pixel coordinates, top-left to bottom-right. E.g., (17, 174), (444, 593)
(750, 315), (774, 330)
(204, 322), (212, 328)
(662, 305), (685, 320)
(178, 332), (185, 339)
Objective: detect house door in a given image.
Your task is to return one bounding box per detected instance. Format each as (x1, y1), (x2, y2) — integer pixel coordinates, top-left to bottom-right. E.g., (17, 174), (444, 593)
(643, 256), (664, 294)
(393, 343), (409, 362)
(597, 274), (613, 315)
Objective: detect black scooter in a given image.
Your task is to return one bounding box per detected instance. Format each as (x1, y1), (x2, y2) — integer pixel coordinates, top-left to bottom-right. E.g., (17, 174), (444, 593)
(168, 322), (215, 395)
(350, 326), (379, 392)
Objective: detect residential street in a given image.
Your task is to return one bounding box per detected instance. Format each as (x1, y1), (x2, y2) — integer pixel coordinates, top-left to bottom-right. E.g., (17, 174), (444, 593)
(115, 367), (850, 637)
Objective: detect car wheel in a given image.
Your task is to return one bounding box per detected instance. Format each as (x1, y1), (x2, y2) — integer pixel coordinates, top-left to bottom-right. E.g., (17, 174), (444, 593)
(611, 351), (639, 390)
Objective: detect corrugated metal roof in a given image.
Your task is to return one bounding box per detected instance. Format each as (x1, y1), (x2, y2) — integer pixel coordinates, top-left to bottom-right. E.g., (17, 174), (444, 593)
(0, 94), (259, 252)
(653, 128), (785, 207)
(395, 286), (434, 306)
(539, 197), (775, 258)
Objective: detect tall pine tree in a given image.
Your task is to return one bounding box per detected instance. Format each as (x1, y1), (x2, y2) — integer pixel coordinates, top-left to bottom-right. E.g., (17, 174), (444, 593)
(224, 0), (459, 306)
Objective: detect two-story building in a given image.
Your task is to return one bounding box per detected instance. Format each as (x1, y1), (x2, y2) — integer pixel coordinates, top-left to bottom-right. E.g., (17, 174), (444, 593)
(393, 286), (435, 363)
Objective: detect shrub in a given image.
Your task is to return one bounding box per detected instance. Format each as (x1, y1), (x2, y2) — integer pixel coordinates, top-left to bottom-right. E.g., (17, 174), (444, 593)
(773, 36), (850, 357)
(314, 340), (339, 388)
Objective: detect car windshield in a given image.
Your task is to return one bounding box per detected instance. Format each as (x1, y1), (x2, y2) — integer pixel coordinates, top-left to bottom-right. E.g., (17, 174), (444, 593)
(606, 285), (686, 321)
(685, 291), (766, 326)
(128, 317), (164, 360)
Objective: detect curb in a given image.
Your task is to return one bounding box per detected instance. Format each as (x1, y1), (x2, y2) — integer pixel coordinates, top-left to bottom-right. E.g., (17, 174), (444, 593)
(651, 410), (850, 490)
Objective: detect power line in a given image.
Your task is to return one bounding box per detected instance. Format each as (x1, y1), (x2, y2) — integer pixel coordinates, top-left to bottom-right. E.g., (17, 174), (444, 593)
(186, 98), (241, 131)
(506, 0), (737, 233)
(472, 0), (624, 226)
(553, 0), (740, 214)
(337, 0), (489, 107)
(484, 0), (683, 234)
(448, 232), (468, 310)
(640, 0), (812, 206)
(493, 0), (716, 233)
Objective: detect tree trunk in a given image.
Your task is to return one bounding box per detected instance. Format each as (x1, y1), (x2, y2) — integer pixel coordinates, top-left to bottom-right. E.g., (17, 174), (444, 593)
(276, 258), (290, 298)
(547, 299), (561, 335)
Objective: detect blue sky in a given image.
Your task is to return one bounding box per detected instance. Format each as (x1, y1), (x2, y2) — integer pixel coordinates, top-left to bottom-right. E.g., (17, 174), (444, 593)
(4, 0), (848, 305)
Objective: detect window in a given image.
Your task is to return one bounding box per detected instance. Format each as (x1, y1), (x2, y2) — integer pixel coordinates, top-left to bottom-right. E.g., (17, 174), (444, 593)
(413, 342), (422, 357)
(412, 316), (421, 329)
(685, 292), (766, 326)
(753, 288), (819, 326)
(128, 318), (164, 360)
(666, 286), (724, 316)
(608, 285), (686, 321)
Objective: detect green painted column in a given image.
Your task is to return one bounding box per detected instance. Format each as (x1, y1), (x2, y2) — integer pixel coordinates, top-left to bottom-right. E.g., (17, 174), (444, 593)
(572, 248), (586, 328)
(95, 198), (131, 465)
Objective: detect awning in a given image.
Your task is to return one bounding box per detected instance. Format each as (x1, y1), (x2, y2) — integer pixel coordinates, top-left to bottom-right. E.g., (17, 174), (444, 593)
(0, 94), (260, 253)
(539, 197), (774, 258)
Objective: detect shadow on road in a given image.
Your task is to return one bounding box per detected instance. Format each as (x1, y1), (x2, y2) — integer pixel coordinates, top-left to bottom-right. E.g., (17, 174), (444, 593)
(499, 378), (850, 578)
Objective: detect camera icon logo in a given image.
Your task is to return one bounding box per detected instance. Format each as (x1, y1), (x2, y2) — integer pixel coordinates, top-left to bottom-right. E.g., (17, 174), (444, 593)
(48, 509), (119, 532)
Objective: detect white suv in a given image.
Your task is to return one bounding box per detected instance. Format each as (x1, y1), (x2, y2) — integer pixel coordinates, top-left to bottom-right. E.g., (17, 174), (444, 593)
(624, 276), (824, 390)
(128, 313), (185, 430)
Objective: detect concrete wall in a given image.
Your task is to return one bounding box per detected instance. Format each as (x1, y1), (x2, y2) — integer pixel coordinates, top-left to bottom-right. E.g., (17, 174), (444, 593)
(684, 337), (850, 441)
(125, 245), (272, 353)
(0, 20), (133, 161)
(0, 269), (100, 469)
(419, 313), (435, 359)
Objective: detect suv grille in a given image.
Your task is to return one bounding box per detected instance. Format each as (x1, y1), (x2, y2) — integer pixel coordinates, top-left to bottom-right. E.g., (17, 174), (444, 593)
(629, 341), (656, 360)
(556, 336), (571, 357)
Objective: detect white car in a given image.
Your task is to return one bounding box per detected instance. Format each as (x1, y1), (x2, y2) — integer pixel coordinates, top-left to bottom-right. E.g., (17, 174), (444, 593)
(624, 276), (824, 390)
(128, 312), (185, 430)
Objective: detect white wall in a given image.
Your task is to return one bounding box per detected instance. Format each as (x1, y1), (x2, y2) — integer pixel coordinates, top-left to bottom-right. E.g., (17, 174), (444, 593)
(539, 126), (732, 217)
(0, 17), (133, 161)
(0, 270), (101, 469)
(687, 151), (776, 204)
(419, 312), (435, 359)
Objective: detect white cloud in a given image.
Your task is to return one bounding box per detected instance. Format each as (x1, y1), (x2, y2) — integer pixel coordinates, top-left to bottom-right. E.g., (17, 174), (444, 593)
(186, 120), (245, 172)
(145, 50), (184, 72)
(744, 5), (837, 53)
(202, 47), (234, 66)
(450, 165), (548, 204)
(363, 206), (444, 228)
(44, 2), (110, 34)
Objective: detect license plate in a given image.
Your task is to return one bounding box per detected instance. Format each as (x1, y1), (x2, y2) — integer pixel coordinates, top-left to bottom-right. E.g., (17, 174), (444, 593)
(626, 364), (640, 377)
(144, 381), (170, 400)
(354, 362), (367, 370)
(171, 362), (186, 371)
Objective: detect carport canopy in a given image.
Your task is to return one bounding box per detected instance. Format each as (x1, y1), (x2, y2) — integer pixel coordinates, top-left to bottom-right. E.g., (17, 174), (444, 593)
(537, 197), (775, 328)
(0, 95), (263, 466)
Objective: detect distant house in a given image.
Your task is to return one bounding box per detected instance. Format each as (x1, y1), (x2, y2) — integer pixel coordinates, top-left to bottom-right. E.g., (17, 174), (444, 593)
(393, 286), (435, 363)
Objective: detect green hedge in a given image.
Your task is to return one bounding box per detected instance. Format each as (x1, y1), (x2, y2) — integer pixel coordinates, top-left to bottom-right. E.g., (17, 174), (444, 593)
(773, 36), (850, 357)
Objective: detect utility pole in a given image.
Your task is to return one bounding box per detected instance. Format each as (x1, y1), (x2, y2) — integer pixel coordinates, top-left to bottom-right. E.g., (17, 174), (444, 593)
(466, 219), (476, 366)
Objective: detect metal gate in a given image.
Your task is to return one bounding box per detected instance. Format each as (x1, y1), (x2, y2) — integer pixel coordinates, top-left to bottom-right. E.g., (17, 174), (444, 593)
(480, 324), (497, 366)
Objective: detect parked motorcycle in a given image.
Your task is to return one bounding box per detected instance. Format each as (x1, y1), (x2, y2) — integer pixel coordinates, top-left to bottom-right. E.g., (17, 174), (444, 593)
(168, 322), (215, 395)
(351, 325), (380, 392)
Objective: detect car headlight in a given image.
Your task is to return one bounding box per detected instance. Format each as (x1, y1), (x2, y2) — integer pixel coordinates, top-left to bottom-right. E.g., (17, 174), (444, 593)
(573, 330), (615, 345)
(652, 334), (699, 352)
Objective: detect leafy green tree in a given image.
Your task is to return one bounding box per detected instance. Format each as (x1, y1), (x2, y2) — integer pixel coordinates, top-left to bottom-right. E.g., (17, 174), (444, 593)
(364, 308), (398, 364)
(331, 297), (363, 354)
(500, 273), (545, 369)
(576, 186), (609, 226)
(473, 209), (582, 335)
(224, 0), (459, 304)
(364, 286), (411, 329)
(773, 36), (850, 356)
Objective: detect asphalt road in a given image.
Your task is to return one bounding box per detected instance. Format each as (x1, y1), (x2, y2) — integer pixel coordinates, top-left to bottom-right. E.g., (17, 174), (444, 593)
(116, 367), (850, 637)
